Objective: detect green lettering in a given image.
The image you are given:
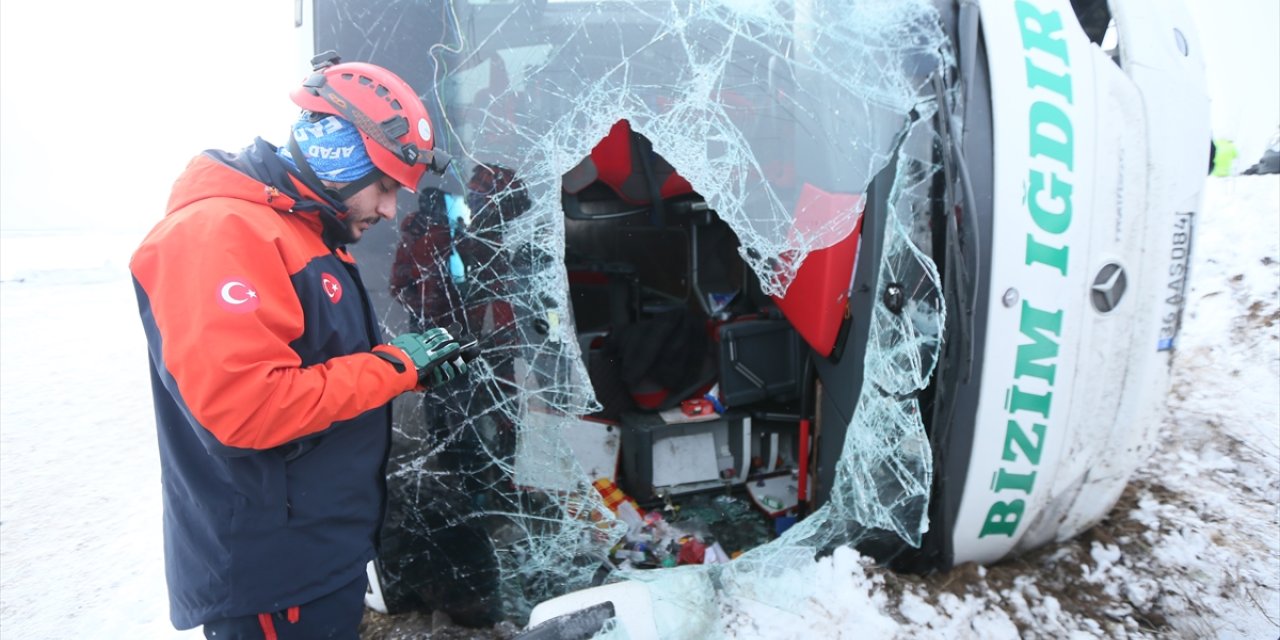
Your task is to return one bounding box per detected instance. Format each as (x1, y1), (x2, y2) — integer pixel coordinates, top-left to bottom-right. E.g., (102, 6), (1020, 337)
(1015, 1), (1069, 66)
(1025, 57), (1073, 104)
(1014, 301), (1062, 384)
(1028, 169), (1073, 234)
(1001, 418), (1047, 464)
(1025, 234), (1069, 275)
(992, 467), (1038, 494)
(1007, 385), (1053, 418)
(1030, 101), (1074, 170)
(979, 500), (1026, 537)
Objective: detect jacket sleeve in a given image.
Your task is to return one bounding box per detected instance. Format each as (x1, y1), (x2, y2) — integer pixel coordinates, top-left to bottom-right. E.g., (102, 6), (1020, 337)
(131, 205), (421, 453)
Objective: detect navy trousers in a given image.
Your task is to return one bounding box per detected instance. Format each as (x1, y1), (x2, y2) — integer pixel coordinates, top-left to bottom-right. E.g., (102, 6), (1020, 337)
(202, 573), (368, 640)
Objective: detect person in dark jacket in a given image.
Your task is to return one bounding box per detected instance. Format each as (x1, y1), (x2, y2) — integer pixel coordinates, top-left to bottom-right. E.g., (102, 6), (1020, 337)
(130, 54), (467, 638)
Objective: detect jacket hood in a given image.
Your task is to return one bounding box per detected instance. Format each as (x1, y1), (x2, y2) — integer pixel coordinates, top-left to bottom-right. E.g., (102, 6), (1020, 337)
(166, 138), (355, 246)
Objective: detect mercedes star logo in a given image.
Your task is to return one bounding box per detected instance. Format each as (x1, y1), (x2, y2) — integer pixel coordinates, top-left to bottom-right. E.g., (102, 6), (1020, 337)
(1091, 263), (1127, 313)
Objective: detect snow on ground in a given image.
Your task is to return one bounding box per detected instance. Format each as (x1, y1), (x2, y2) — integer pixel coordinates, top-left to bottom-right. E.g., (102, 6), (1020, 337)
(0, 229), (193, 638)
(2, 177), (1277, 639)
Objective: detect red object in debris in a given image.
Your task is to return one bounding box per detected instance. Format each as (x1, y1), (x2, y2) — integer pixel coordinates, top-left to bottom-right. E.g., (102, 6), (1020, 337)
(797, 418), (810, 504)
(677, 539), (706, 565)
(681, 398), (713, 417)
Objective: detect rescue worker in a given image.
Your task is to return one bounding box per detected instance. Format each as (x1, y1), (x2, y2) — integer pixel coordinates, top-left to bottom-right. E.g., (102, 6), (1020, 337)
(1211, 138), (1239, 176)
(130, 53), (467, 638)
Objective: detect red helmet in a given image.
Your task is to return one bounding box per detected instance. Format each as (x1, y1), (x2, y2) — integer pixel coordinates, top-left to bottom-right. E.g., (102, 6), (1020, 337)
(290, 52), (451, 189)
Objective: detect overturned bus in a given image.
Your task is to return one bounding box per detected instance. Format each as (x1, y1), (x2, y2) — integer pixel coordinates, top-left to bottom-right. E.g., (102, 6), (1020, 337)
(295, 0), (1209, 633)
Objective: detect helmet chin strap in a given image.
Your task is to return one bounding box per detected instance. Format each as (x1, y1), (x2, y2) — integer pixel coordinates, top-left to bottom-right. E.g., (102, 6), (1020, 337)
(331, 170), (383, 202)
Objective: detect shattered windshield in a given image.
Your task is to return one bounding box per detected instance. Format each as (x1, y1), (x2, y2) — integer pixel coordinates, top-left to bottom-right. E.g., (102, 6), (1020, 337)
(315, 0), (951, 627)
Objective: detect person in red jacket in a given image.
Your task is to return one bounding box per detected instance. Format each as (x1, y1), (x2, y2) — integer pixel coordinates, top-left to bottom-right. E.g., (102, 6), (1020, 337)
(130, 53), (468, 638)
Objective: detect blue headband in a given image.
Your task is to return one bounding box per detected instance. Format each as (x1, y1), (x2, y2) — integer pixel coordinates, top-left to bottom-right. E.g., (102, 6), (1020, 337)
(277, 113), (376, 183)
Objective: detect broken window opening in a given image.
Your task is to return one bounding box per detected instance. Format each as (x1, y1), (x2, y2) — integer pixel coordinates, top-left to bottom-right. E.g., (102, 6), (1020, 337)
(559, 119), (819, 561)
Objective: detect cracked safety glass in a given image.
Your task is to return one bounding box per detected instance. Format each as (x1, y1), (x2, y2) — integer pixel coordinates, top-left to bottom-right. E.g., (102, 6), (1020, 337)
(316, 0), (952, 627)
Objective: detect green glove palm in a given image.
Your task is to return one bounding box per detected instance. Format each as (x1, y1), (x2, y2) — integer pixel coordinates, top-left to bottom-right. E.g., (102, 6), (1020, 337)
(386, 327), (468, 387)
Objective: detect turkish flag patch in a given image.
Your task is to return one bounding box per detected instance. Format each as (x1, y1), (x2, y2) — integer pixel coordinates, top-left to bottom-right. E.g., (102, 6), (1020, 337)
(321, 272), (343, 303)
(217, 277), (261, 313)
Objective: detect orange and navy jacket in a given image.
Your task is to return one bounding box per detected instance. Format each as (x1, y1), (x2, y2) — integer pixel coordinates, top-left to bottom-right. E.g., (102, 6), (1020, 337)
(130, 139), (420, 629)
